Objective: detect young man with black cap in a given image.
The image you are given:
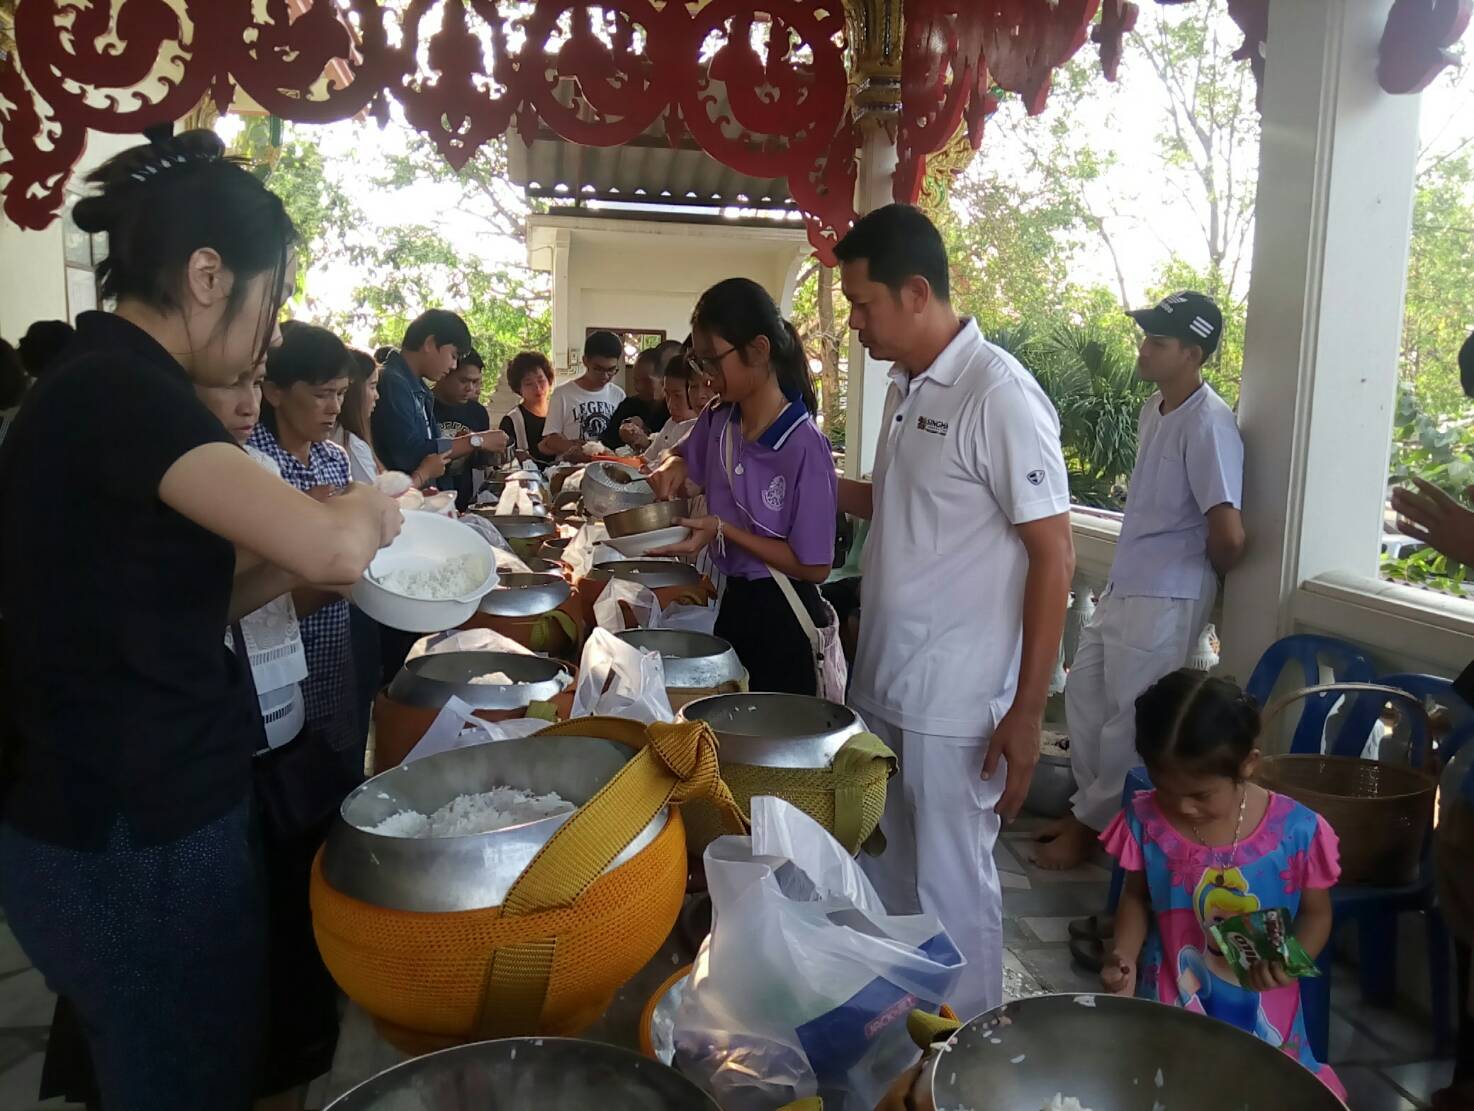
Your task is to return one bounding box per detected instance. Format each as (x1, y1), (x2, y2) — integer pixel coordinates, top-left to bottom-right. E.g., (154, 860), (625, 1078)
(1036, 291), (1246, 874)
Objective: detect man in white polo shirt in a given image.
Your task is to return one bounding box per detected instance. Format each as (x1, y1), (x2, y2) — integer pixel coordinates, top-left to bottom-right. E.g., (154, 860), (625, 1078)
(834, 204), (1076, 1020)
(1033, 291), (1245, 873)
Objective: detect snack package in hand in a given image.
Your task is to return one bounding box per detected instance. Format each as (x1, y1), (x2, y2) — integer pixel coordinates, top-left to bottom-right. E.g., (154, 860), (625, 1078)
(1207, 907), (1321, 989)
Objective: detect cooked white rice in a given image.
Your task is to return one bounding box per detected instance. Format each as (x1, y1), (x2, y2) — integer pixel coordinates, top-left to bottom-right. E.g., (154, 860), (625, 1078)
(375, 552), (486, 600)
(1042, 1097), (1092, 1111)
(368, 786), (574, 838)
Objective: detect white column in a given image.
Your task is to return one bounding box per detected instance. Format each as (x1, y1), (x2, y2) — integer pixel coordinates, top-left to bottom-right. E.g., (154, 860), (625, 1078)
(550, 229), (572, 376)
(1219, 0), (1421, 682)
(846, 122), (899, 477)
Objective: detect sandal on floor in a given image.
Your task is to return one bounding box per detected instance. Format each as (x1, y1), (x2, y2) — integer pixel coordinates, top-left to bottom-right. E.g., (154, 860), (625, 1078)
(1068, 913), (1115, 941)
(1069, 936), (1105, 974)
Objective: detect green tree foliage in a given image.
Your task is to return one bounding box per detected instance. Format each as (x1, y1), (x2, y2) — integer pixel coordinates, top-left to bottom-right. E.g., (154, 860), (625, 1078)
(1402, 153), (1474, 416)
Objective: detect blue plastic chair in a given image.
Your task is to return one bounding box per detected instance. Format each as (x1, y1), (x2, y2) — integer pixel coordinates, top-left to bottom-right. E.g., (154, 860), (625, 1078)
(1243, 635), (1376, 754)
(1296, 673), (1464, 1061)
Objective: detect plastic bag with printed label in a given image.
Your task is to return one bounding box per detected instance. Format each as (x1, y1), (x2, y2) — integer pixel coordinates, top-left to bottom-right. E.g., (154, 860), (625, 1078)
(403, 695), (551, 764)
(406, 627), (534, 661)
(570, 628), (674, 724)
(673, 797), (964, 1111)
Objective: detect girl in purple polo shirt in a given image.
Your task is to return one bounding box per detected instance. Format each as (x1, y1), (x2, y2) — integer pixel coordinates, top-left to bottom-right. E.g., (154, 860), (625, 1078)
(649, 278), (838, 695)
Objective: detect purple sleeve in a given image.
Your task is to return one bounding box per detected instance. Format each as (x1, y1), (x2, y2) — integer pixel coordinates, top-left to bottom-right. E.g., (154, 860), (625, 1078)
(784, 429), (838, 568)
(675, 406), (718, 490)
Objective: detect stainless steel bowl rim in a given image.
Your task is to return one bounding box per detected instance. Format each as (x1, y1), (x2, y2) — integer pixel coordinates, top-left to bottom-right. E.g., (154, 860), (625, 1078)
(603, 498), (690, 539)
(616, 629), (743, 690)
(679, 692), (863, 768)
(386, 650), (572, 711)
(465, 510), (555, 538)
(324, 735), (668, 912)
(476, 571), (571, 616)
(583, 560), (704, 590)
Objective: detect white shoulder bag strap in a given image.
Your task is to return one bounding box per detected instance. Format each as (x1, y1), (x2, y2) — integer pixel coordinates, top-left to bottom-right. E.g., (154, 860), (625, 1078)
(722, 412), (825, 673)
(508, 406), (530, 453)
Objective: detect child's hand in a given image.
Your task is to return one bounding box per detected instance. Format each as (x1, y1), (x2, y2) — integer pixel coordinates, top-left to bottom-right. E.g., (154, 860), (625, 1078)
(1245, 958), (1296, 993)
(1101, 952), (1136, 996)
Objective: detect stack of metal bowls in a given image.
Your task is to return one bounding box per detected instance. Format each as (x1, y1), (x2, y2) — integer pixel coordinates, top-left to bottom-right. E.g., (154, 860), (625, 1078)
(326, 1037), (719, 1110)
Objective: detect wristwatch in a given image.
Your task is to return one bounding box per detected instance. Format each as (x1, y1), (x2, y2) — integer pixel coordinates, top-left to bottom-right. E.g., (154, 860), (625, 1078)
(470, 434), (484, 449)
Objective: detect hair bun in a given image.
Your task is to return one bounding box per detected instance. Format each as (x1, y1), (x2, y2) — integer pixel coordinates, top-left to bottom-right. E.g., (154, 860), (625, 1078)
(71, 193), (122, 235)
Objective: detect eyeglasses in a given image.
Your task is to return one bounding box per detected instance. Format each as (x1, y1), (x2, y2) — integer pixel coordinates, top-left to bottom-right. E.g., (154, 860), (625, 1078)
(688, 344), (736, 377)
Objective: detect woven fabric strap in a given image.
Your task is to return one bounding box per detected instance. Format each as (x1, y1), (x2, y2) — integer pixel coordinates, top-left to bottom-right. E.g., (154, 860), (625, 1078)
(474, 717), (745, 1035)
(829, 731), (897, 853)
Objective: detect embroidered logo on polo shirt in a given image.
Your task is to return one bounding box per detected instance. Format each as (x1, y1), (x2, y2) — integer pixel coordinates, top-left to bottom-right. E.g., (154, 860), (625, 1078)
(763, 475), (786, 511)
(916, 415), (949, 436)
(1026, 469), (1046, 486)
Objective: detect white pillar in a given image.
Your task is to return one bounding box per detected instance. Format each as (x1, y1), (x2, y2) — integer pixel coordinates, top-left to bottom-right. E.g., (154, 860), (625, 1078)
(1219, 0), (1421, 682)
(846, 122), (899, 477)
(550, 229), (572, 376)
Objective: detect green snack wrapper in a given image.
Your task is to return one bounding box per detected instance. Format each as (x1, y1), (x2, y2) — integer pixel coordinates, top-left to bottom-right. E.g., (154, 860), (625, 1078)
(1207, 907), (1321, 989)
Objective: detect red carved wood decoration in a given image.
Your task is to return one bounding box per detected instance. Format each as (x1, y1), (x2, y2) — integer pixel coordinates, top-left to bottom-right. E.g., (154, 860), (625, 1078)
(3, 1), (1461, 257)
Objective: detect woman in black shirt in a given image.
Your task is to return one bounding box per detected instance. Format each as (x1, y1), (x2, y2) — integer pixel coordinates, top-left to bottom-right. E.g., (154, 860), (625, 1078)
(500, 350), (557, 466)
(0, 130), (399, 1111)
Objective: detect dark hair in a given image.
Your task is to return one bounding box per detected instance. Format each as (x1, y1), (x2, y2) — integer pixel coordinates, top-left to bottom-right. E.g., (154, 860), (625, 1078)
(458, 349), (485, 373)
(651, 338), (684, 372)
(1461, 329), (1474, 400)
(0, 340), (26, 409)
(373, 344), (395, 365)
(585, 330), (622, 360)
(508, 351), (554, 392)
(833, 203), (951, 303)
(663, 353), (694, 384)
(402, 309), (472, 355)
(1135, 669), (1261, 780)
(261, 322), (351, 435)
(340, 348), (380, 460)
(17, 320), (75, 378)
(73, 128), (296, 365)
(691, 277), (818, 415)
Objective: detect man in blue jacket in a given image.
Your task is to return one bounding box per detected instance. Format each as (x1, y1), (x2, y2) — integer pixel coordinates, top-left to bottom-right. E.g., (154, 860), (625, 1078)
(372, 309), (506, 485)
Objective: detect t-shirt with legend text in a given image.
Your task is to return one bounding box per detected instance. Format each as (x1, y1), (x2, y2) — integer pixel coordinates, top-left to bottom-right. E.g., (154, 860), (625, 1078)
(544, 380), (625, 445)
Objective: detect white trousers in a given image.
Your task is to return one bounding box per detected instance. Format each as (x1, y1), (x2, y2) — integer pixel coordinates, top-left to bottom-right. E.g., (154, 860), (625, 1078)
(1064, 574), (1217, 832)
(858, 715), (1004, 1022)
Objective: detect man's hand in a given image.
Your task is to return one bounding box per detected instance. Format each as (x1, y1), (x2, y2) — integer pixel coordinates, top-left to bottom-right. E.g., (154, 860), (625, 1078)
(982, 704), (1041, 818)
(619, 417), (651, 450)
(1392, 478), (1474, 566)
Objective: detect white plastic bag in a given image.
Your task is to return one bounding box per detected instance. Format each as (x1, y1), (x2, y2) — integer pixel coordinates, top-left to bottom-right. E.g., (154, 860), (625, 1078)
(593, 578), (660, 632)
(403, 695), (550, 764)
(674, 797), (964, 1111)
(570, 628), (674, 723)
(658, 600), (719, 634)
(563, 521), (609, 580)
(460, 514), (515, 555)
(407, 627), (533, 661)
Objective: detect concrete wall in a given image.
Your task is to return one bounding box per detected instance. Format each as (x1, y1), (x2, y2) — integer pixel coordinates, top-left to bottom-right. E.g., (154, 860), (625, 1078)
(0, 131), (138, 342)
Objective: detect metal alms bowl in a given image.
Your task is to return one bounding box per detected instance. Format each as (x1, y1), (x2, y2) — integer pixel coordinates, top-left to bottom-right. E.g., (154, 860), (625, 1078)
(924, 993), (1345, 1111)
(385, 651), (572, 713)
(582, 460), (655, 519)
(476, 572), (571, 617)
(679, 692), (863, 768)
(616, 630), (743, 691)
(582, 560), (704, 591)
(1023, 752), (1076, 819)
(604, 498), (690, 539)
(465, 512), (554, 558)
(323, 735), (668, 913)
(325, 1037), (719, 1110)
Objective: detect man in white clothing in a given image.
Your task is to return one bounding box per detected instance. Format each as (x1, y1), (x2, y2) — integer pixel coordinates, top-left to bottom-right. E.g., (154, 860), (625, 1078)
(835, 204), (1076, 1021)
(539, 329), (626, 460)
(1034, 291), (1246, 872)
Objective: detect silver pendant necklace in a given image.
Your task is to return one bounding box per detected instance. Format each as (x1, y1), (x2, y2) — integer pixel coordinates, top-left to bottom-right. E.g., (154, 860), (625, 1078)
(1191, 783), (1249, 886)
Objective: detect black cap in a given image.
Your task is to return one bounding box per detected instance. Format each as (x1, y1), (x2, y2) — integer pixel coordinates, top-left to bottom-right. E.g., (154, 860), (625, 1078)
(1128, 291), (1223, 358)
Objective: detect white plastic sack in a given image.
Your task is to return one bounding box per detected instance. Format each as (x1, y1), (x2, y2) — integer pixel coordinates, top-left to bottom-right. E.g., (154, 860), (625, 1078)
(674, 797), (964, 1111)
(658, 600), (719, 634)
(563, 521), (609, 580)
(570, 628), (674, 724)
(407, 627), (533, 661)
(459, 514), (515, 555)
(403, 695), (550, 764)
(496, 481), (539, 517)
(593, 578), (660, 632)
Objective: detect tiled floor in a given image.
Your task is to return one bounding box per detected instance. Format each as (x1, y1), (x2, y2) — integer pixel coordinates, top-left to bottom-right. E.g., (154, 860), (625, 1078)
(0, 818), (1457, 1108)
